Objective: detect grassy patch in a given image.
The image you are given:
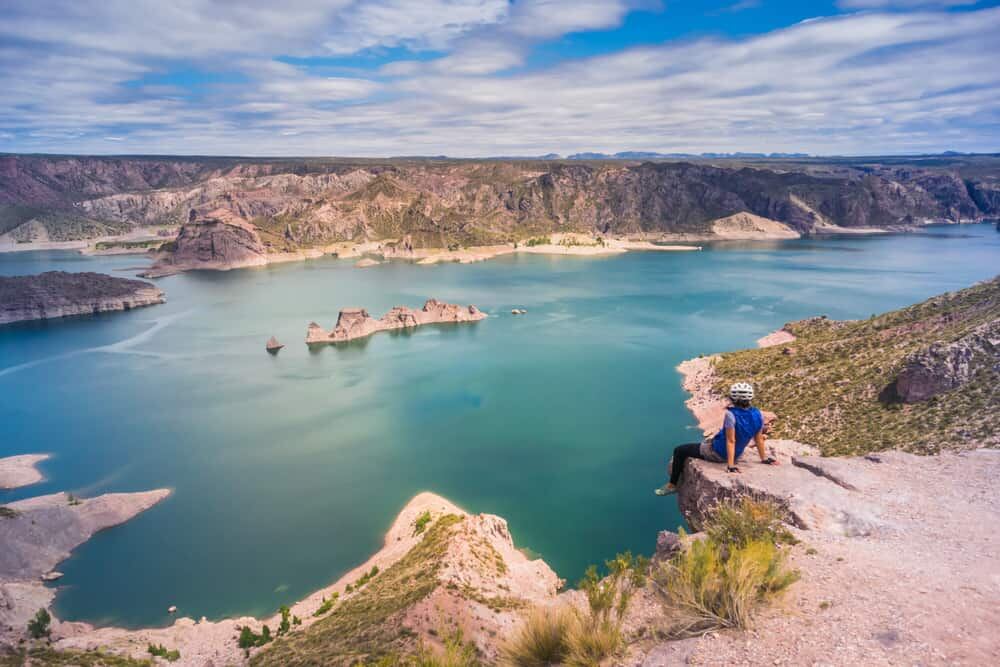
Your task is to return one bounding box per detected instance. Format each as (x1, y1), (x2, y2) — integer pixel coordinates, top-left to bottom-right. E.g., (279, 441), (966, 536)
(0, 647), (152, 666)
(252, 515), (464, 666)
(501, 606), (574, 667)
(313, 592), (339, 617)
(412, 510), (433, 536)
(653, 497), (799, 637)
(712, 277), (1000, 455)
(146, 644), (180, 662)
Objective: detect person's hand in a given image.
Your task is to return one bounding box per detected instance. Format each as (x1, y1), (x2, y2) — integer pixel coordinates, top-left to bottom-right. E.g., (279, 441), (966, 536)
(727, 466), (741, 473)
(761, 456), (779, 465)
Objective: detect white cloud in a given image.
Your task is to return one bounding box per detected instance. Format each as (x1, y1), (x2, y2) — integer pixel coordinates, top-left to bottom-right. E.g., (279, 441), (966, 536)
(0, 3), (998, 156)
(838, 1), (977, 8)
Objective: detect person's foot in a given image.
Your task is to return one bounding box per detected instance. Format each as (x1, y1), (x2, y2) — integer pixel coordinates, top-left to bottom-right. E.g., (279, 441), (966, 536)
(654, 483), (677, 496)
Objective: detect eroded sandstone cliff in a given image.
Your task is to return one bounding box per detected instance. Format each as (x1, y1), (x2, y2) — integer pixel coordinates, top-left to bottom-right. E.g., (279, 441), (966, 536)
(306, 299), (486, 344)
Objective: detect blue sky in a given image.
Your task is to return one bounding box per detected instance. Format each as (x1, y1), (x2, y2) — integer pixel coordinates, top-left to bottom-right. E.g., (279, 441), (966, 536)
(1, 0), (998, 156)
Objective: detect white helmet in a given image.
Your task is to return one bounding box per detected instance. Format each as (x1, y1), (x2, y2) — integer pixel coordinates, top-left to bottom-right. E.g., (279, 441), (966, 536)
(730, 382), (754, 401)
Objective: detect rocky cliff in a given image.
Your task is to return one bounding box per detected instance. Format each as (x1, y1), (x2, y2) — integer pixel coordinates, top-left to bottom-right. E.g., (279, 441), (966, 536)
(3, 155), (999, 250)
(0, 271), (164, 324)
(306, 299), (486, 344)
(141, 208), (268, 277)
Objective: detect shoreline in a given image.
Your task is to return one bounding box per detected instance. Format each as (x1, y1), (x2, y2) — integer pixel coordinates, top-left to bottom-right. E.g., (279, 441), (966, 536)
(676, 326), (793, 434)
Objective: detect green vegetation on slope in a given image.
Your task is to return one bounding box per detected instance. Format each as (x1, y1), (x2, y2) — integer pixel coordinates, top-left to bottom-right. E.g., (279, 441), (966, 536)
(0, 648), (152, 666)
(713, 277), (1000, 455)
(252, 514), (464, 666)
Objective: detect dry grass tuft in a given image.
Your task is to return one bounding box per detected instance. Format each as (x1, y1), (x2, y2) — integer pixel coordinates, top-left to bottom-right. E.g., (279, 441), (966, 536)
(654, 497), (799, 637)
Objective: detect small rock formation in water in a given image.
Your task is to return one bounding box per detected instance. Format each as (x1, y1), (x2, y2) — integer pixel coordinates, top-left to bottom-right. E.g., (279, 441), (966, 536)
(40, 572), (62, 582)
(0, 271), (164, 325)
(355, 258), (381, 268)
(511, 308), (527, 315)
(306, 299), (486, 344)
(266, 336), (284, 353)
(893, 318), (998, 402)
(142, 208), (267, 278)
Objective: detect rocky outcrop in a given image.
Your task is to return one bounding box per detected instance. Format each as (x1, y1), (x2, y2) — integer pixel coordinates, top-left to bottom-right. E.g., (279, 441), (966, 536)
(893, 319), (999, 402)
(141, 209), (267, 277)
(306, 299), (486, 344)
(265, 336), (284, 353)
(676, 439), (888, 537)
(0, 454), (49, 490)
(0, 271), (164, 325)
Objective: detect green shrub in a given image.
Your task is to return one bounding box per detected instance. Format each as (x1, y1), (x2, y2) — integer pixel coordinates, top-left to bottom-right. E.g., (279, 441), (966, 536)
(524, 237), (550, 247)
(238, 625), (272, 649)
(704, 496), (795, 548)
(413, 511), (433, 535)
(277, 606), (291, 636)
(147, 644), (180, 661)
(355, 565), (380, 588)
(28, 608), (51, 639)
(500, 606), (573, 666)
(313, 593), (339, 617)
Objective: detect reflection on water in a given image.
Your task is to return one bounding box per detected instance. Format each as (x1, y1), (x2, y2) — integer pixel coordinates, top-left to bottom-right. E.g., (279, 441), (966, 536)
(0, 223), (997, 628)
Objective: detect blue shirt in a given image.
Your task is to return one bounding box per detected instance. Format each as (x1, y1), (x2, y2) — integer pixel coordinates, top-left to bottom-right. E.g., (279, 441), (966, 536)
(711, 407), (764, 461)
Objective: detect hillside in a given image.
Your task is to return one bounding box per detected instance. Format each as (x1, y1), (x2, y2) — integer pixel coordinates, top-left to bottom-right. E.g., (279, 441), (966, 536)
(712, 276), (1000, 455)
(2, 155), (999, 248)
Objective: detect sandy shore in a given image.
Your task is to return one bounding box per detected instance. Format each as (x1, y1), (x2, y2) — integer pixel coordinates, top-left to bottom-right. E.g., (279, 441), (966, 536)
(0, 227), (176, 255)
(677, 327), (788, 435)
(0, 454), (49, 490)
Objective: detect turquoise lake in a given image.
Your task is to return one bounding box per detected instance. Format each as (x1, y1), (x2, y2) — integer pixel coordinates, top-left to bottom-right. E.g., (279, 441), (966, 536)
(1, 224), (998, 628)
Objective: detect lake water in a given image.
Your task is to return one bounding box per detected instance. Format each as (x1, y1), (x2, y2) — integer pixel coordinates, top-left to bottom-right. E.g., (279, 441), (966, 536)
(1, 224), (997, 628)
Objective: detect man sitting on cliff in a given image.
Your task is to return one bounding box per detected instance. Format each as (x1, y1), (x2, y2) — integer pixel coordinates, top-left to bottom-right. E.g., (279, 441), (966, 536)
(655, 382), (778, 496)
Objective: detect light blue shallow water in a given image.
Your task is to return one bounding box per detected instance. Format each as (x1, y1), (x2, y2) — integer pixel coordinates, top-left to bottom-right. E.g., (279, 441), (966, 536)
(1, 224), (997, 628)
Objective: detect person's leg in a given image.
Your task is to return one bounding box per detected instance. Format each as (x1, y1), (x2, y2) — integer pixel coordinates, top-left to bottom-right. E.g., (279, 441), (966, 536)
(669, 443), (705, 485)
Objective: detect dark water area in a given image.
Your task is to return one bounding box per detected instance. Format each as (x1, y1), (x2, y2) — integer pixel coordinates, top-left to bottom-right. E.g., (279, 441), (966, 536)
(1, 223), (997, 628)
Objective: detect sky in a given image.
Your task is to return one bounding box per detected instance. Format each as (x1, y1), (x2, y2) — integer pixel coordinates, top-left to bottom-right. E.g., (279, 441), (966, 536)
(1, 0), (999, 157)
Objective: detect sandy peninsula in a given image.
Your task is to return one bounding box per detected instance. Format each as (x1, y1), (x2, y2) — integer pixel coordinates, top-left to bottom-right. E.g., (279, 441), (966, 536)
(0, 459), (171, 649)
(0, 454), (49, 490)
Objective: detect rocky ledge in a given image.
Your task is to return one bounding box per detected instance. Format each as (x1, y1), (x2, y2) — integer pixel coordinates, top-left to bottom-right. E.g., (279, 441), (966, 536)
(0, 271), (164, 325)
(306, 298), (486, 344)
(655, 439), (1000, 666)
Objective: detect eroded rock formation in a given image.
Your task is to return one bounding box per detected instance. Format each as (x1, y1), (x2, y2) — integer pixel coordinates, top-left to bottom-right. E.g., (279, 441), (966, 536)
(142, 208), (267, 277)
(306, 299), (486, 344)
(893, 319), (999, 402)
(0, 271), (164, 325)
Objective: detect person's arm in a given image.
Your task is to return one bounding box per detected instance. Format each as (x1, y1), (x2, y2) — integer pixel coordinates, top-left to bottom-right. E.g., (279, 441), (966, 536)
(726, 427), (737, 469)
(756, 430), (779, 464)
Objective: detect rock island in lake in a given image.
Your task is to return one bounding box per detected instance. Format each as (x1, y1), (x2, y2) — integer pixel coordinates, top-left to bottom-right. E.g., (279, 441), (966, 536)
(0, 271), (164, 325)
(306, 299), (486, 344)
